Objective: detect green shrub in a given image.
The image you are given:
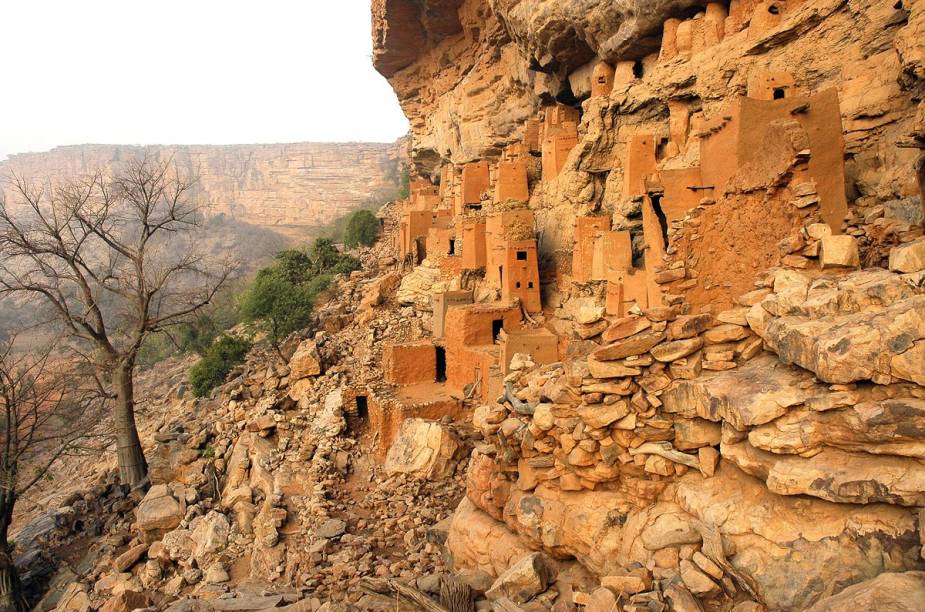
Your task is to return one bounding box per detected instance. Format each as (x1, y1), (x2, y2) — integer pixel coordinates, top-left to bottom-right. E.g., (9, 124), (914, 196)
(239, 269), (316, 347)
(398, 165), (410, 199)
(238, 238), (360, 348)
(189, 334), (252, 398)
(343, 209), (380, 248)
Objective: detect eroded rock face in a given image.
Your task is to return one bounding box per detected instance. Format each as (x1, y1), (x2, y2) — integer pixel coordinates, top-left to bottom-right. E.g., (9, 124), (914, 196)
(805, 571), (925, 612)
(762, 295), (925, 385)
(747, 398), (925, 458)
(0, 142), (401, 232)
(722, 441), (925, 506)
(661, 355), (815, 430)
(675, 465), (924, 610)
(490, 0), (702, 68)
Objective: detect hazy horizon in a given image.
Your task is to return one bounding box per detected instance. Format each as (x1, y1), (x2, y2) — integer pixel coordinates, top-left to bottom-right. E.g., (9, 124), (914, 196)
(0, 1), (409, 161)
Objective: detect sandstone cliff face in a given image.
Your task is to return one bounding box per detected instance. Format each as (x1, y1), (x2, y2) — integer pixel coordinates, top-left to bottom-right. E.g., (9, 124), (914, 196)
(372, 0), (925, 609)
(1, 142), (403, 232)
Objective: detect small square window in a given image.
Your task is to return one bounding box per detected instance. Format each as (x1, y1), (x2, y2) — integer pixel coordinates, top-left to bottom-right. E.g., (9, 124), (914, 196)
(516, 251), (527, 260)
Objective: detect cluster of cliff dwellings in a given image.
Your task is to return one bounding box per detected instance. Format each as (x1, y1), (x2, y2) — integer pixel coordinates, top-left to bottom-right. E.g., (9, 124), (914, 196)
(356, 0), (925, 609)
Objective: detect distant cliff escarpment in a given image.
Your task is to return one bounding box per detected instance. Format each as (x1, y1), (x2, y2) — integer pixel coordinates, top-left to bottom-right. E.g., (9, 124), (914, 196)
(1, 142), (405, 235)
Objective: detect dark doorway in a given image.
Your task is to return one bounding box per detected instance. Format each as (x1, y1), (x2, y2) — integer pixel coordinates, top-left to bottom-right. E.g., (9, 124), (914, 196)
(516, 250), (527, 260)
(492, 319), (504, 341)
(435, 347), (447, 382)
(633, 60), (644, 79)
(415, 237), (427, 264)
(650, 194), (670, 246)
(449, 239), (456, 255)
(355, 395), (368, 419)
(773, 87), (786, 100)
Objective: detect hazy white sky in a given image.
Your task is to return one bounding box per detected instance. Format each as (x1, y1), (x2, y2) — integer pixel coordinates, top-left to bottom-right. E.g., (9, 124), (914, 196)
(0, 1), (409, 160)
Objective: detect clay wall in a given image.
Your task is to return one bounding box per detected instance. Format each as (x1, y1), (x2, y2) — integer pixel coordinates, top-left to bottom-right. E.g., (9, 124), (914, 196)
(461, 161), (491, 205)
(383, 342), (437, 385)
(461, 219), (488, 269)
(591, 62), (615, 98)
(426, 226), (457, 259)
(443, 302), (522, 350)
(747, 71), (798, 100)
(543, 104), (581, 135)
(624, 134), (657, 197)
(542, 130), (579, 180)
(660, 167), (706, 221)
(446, 345), (499, 402)
(591, 230), (633, 281)
(486, 209), (536, 285)
(606, 267), (650, 316)
(413, 193), (442, 210)
(523, 118), (541, 152)
(495, 159), (530, 202)
(614, 61), (637, 86)
(701, 89), (848, 229)
(500, 329), (559, 374)
(432, 289), (475, 339)
(501, 239), (542, 313)
(367, 390), (465, 461)
(572, 216), (611, 282)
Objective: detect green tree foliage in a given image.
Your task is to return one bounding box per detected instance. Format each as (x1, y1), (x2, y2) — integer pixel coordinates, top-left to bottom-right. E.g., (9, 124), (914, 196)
(398, 165), (410, 199)
(239, 269), (316, 346)
(189, 334), (252, 398)
(343, 209), (380, 248)
(239, 239), (359, 347)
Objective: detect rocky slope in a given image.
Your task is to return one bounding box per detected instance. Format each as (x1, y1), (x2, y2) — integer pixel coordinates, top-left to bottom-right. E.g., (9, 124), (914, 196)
(15, 1), (925, 611)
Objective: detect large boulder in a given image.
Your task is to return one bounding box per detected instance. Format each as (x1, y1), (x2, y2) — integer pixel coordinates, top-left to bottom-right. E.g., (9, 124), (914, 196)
(99, 590), (152, 612)
(484, 552), (556, 603)
(135, 485), (184, 537)
(384, 418), (461, 479)
(288, 339), (321, 379)
(889, 237), (925, 273)
(396, 263), (445, 308)
(447, 498), (534, 578)
(661, 355), (815, 430)
(747, 398), (925, 459)
(190, 511), (231, 563)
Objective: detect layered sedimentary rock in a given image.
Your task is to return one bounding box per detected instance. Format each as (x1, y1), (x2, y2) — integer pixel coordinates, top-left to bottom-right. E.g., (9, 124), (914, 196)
(0, 142), (402, 231)
(372, 0), (925, 608)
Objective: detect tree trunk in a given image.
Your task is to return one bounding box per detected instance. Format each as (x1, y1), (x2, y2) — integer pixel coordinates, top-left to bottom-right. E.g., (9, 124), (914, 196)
(113, 362), (148, 488)
(0, 545), (26, 612)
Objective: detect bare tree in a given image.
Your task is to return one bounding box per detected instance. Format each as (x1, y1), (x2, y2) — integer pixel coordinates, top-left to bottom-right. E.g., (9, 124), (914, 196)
(0, 156), (234, 487)
(0, 338), (104, 611)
